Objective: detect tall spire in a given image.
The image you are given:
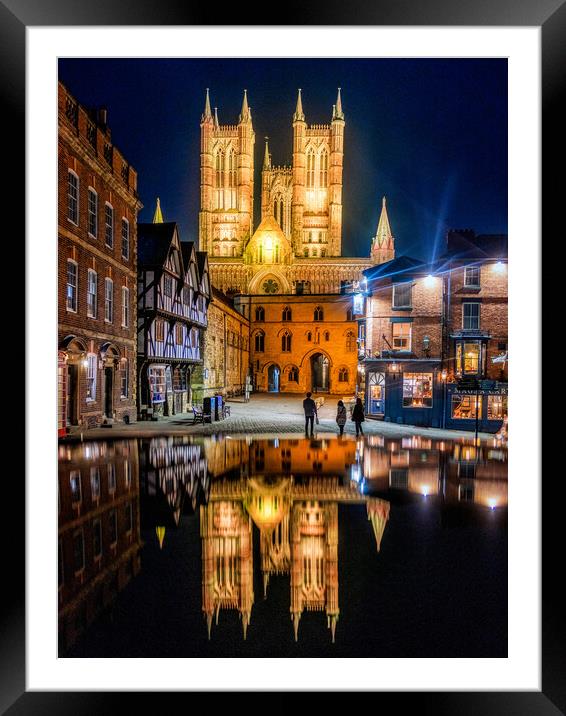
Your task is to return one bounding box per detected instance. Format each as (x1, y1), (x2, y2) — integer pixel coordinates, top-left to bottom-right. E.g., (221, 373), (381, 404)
(239, 88), (250, 123)
(374, 197), (393, 248)
(202, 88), (212, 122)
(153, 197), (163, 224)
(263, 137), (271, 169)
(333, 87), (344, 120)
(214, 106), (219, 129)
(293, 88), (305, 122)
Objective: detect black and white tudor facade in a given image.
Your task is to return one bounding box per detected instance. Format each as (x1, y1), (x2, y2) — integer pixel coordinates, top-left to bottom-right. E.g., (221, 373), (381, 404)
(137, 222), (210, 416)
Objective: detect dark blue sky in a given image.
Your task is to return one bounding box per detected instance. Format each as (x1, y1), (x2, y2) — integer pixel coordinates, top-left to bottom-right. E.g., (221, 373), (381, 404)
(58, 58), (507, 261)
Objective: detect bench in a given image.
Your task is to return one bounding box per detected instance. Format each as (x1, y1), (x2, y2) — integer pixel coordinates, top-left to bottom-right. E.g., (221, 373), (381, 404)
(192, 406), (211, 424)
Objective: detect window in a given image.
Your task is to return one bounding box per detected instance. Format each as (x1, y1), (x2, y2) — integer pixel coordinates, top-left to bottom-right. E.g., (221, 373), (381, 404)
(338, 368), (349, 382)
(164, 275), (173, 297)
(214, 150), (224, 188)
(104, 278), (113, 323)
(124, 461), (131, 487)
(392, 322), (411, 351)
(88, 188), (98, 236)
(390, 468), (409, 490)
(121, 286), (129, 327)
(183, 286), (190, 306)
(306, 149), (315, 188)
(109, 509), (117, 545)
(73, 530), (85, 573)
(452, 394), (482, 419)
(463, 302), (480, 330)
(121, 218), (130, 260)
(104, 203), (114, 248)
(457, 341), (482, 374)
(307, 331), (312, 342)
(255, 306), (265, 322)
(86, 354), (97, 401)
(314, 306), (323, 322)
(319, 149), (328, 187)
(488, 395), (507, 420)
(87, 269), (97, 318)
(324, 331), (330, 341)
(288, 367), (299, 382)
(66, 260), (78, 312)
(120, 359), (129, 398)
(282, 331), (292, 352)
(282, 306), (292, 321)
(464, 266), (480, 288)
(345, 331), (356, 352)
(90, 467), (101, 499)
(393, 283), (412, 308)
(155, 319), (164, 342)
(93, 519), (102, 559)
(402, 373), (433, 408)
(175, 324), (183, 345)
(255, 331), (265, 352)
(303, 248), (309, 257)
(68, 170), (79, 224)
(108, 464), (116, 493)
(70, 470), (82, 503)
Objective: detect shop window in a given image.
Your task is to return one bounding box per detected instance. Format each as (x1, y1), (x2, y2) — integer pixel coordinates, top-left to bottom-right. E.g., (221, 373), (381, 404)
(457, 342), (481, 374)
(487, 395), (507, 420)
(393, 283), (412, 308)
(451, 394), (482, 419)
(462, 302), (480, 330)
(402, 373), (432, 408)
(148, 365), (166, 403)
(392, 322), (411, 351)
(464, 266), (480, 288)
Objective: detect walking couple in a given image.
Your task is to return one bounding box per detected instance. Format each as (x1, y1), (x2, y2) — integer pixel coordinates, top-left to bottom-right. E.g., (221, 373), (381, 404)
(336, 398), (365, 436)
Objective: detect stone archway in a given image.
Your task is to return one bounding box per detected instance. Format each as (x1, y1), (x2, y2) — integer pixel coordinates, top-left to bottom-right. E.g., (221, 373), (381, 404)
(267, 364), (281, 393)
(310, 353), (330, 393)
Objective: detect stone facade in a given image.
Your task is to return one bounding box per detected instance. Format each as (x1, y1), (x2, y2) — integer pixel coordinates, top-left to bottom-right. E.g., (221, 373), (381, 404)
(58, 81), (143, 432)
(234, 293), (359, 396)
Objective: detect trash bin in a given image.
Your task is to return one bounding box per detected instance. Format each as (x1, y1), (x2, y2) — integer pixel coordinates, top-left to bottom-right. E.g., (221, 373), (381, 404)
(215, 394), (224, 421)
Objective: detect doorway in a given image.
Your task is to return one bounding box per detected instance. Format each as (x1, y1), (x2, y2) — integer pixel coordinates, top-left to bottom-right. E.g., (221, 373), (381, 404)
(104, 366), (114, 418)
(311, 353), (329, 392)
(268, 364), (280, 393)
(66, 364), (79, 426)
(369, 372), (385, 415)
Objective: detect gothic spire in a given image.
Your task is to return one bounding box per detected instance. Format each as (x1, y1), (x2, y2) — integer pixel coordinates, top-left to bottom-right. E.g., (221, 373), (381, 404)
(293, 88), (305, 122)
(239, 88), (251, 123)
(333, 87), (344, 120)
(263, 137), (271, 169)
(374, 196), (393, 249)
(202, 88), (212, 122)
(153, 197), (163, 224)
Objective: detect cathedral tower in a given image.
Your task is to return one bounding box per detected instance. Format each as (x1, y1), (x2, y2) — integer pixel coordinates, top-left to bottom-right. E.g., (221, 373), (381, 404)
(371, 196), (395, 264)
(198, 89), (255, 257)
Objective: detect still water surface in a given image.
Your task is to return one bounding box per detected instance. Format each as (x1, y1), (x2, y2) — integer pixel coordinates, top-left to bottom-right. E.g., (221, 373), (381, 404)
(59, 434), (507, 657)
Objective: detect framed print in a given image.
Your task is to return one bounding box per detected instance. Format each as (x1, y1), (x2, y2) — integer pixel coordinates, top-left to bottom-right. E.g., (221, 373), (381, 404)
(6, 0), (561, 710)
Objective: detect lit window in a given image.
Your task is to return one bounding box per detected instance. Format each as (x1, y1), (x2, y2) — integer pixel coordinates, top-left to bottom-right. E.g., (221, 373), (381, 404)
(393, 283), (412, 308)
(66, 260), (78, 312)
(487, 395), (506, 420)
(306, 149), (315, 188)
(392, 322), (411, 351)
(451, 394), (482, 419)
(319, 149), (328, 187)
(104, 203), (114, 248)
(87, 269), (97, 318)
(88, 188), (97, 236)
(104, 278), (113, 323)
(402, 373), (433, 408)
(463, 302), (480, 330)
(456, 341), (481, 374)
(155, 319), (164, 342)
(68, 171), (79, 224)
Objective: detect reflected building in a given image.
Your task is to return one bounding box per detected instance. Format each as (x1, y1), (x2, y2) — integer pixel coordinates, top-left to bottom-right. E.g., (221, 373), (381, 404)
(58, 439), (141, 653)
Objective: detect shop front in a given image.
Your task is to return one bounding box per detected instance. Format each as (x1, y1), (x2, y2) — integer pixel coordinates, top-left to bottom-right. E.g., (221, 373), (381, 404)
(444, 383), (507, 433)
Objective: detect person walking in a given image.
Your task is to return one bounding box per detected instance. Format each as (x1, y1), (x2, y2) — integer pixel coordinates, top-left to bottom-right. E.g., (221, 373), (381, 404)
(336, 400), (347, 436)
(351, 397), (365, 437)
(303, 392), (318, 437)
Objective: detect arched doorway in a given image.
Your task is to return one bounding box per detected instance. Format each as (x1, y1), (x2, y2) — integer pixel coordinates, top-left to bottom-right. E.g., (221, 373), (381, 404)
(311, 353), (330, 393)
(268, 364), (280, 393)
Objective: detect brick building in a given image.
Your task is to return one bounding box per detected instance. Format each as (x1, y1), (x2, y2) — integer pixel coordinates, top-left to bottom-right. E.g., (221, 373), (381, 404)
(58, 82), (143, 433)
(198, 287), (251, 401)
(58, 439), (141, 653)
(234, 293), (358, 395)
(360, 231), (508, 432)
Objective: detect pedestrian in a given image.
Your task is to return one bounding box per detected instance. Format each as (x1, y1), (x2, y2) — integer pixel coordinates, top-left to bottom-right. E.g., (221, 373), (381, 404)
(351, 397), (365, 437)
(336, 400), (347, 436)
(303, 392), (317, 437)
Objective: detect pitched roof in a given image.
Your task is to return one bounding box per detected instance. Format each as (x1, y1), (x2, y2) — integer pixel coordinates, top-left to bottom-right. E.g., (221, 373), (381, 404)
(137, 222), (178, 268)
(363, 255), (427, 282)
(180, 240), (196, 270)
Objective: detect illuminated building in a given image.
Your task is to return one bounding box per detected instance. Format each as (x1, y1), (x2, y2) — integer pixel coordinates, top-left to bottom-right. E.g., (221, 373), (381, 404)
(58, 82), (143, 432)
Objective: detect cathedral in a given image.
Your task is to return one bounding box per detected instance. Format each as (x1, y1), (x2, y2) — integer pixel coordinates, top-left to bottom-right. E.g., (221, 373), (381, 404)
(199, 88), (395, 297)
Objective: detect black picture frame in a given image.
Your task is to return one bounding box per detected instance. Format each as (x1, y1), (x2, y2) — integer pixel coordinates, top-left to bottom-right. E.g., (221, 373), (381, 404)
(8, 0), (561, 710)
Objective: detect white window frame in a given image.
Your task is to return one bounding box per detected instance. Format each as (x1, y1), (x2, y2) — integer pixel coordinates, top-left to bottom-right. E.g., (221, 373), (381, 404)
(464, 265), (481, 288)
(105, 277), (114, 323)
(67, 169), (79, 225)
(87, 187), (98, 238)
(104, 202), (114, 248)
(393, 282), (412, 309)
(121, 217), (130, 260)
(87, 269), (97, 318)
(66, 259), (78, 312)
(86, 353), (97, 402)
(120, 359), (129, 399)
(392, 322), (412, 351)
(462, 302), (480, 330)
(121, 285), (129, 328)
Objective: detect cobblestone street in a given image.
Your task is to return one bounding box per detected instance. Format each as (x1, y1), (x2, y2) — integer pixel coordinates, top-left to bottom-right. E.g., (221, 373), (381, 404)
(61, 393), (494, 442)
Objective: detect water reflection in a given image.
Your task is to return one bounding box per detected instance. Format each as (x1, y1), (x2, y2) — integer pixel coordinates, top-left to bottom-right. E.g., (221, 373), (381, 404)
(59, 433), (506, 654)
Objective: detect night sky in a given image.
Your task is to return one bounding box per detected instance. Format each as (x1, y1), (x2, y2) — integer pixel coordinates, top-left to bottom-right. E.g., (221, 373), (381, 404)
(58, 58), (507, 261)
